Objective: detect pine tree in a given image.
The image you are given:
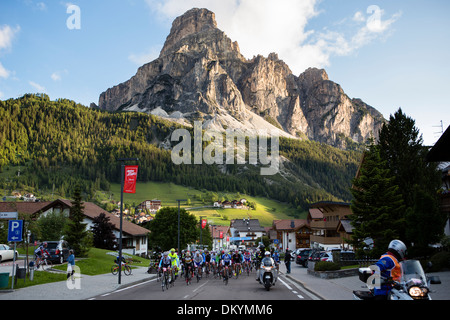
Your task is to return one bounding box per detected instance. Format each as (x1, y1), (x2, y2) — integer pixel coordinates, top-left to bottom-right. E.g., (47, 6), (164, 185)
(92, 213), (117, 250)
(349, 143), (405, 257)
(64, 186), (91, 257)
(378, 108), (443, 249)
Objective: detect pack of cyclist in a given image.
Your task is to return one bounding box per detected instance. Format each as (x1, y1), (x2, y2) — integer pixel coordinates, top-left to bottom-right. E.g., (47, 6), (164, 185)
(151, 246), (281, 285)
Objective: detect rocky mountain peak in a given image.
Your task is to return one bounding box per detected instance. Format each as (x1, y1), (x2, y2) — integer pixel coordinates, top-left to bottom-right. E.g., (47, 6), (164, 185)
(97, 8), (385, 149)
(160, 8), (218, 57)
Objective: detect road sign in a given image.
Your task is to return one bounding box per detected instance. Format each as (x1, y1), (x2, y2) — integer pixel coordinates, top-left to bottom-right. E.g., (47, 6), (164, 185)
(7, 220), (23, 242)
(0, 212), (18, 219)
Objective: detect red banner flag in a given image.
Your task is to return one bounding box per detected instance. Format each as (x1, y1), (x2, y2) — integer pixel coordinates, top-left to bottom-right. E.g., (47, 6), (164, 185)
(201, 219), (207, 229)
(219, 231), (223, 239)
(123, 165), (138, 193)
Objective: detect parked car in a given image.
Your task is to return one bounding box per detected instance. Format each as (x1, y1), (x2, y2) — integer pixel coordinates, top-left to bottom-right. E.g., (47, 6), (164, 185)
(295, 248), (312, 267)
(44, 240), (71, 264)
(308, 250), (325, 265)
(320, 250), (355, 262)
(0, 244), (18, 263)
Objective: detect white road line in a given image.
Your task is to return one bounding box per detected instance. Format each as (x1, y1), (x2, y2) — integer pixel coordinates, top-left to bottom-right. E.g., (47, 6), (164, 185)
(279, 277), (304, 299)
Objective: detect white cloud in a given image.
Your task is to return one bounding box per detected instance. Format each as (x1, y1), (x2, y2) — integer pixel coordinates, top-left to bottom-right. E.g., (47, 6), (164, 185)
(0, 25), (20, 51)
(0, 61), (10, 79)
(51, 72), (61, 81)
(146, 0), (401, 75)
(29, 81), (46, 92)
(0, 91), (4, 99)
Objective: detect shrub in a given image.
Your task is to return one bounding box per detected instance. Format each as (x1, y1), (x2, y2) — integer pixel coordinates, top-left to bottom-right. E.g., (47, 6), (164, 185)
(429, 251), (450, 272)
(314, 261), (341, 271)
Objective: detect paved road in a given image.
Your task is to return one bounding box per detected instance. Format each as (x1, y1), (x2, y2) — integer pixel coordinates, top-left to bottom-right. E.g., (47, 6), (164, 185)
(89, 270), (316, 300)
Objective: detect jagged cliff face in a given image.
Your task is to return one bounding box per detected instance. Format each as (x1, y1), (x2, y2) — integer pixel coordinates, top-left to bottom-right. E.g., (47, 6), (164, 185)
(97, 8), (384, 148)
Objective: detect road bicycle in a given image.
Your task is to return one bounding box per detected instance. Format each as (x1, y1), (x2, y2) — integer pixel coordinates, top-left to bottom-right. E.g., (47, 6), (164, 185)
(111, 262), (132, 276)
(185, 265), (193, 285)
(161, 267), (174, 291)
(244, 261), (251, 276)
(35, 256), (53, 271)
(222, 264), (232, 285)
(195, 264), (203, 283)
(234, 263), (242, 279)
(204, 262), (210, 278)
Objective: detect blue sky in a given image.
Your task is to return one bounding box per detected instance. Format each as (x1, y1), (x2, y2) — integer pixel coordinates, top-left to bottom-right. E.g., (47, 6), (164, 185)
(0, 0), (448, 146)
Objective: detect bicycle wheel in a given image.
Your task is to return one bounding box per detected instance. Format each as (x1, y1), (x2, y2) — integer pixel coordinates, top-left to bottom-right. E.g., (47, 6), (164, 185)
(165, 273), (169, 291)
(161, 272), (166, 291)
(42, 259), (53, 271)
(185, 269), (190, 285)
(111, 265), (119, 275)
(124, 265), (132, 276)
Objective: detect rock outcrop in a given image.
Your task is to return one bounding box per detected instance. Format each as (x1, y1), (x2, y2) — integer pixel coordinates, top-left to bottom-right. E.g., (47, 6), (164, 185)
(97, 8), (384, 148)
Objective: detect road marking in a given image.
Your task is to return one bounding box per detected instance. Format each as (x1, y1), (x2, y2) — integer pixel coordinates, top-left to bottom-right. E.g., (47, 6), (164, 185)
(279, 277), (303, 299)
(192, 280), (209, 293)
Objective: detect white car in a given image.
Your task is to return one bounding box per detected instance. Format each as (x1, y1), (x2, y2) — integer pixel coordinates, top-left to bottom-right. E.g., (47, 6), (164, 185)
(0, 244), (18, 263)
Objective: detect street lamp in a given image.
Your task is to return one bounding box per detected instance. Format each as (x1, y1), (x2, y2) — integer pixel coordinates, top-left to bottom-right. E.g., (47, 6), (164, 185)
(117, 157), (138, 285)
(176, 199), (187, 252)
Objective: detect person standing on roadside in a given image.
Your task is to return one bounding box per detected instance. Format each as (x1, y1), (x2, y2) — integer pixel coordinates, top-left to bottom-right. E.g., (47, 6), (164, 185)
(284, 249), (292, 274)
(67, 249), (75, 280)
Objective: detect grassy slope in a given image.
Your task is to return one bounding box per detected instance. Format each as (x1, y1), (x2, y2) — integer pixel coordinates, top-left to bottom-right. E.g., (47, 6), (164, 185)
(107, 181), (306, 227)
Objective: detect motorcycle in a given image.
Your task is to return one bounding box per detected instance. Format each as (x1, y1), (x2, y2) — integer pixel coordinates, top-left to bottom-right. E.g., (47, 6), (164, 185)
(258, 259), (278, 291)
(353, 260), (441, 300)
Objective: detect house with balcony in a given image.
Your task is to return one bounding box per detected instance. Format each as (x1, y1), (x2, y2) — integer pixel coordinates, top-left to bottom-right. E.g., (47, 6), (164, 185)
(307, 201), (352, 250)
(271, 219), (311, 251)
(229, 218), (265, 248)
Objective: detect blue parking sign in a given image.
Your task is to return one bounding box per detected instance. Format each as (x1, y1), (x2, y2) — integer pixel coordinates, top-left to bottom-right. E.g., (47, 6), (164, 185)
(8, 220), (23, 242)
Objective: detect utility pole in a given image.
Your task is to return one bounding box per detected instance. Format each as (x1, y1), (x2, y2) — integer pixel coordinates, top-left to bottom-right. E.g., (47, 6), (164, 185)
(176, 199), (187, 252)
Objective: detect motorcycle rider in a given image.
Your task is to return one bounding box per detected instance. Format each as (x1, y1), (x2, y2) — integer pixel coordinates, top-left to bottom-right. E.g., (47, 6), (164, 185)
(256, 251), (276, 283)
(373, 239), (407, 299)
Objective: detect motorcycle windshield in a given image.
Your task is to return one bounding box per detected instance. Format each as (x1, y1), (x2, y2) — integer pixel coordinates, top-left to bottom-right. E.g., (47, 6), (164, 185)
(400, 260), (427, 286)
(262, 259), (273, 267)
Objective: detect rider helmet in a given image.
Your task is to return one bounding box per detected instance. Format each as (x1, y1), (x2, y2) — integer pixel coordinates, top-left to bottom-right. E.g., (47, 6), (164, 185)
(388, 239), (407, 260)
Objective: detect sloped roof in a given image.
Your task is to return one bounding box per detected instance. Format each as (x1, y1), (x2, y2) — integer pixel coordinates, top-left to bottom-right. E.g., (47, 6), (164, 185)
(2, 199), (149, 237)
(210, 225), (230, 238)
(427, 125), (450, 162)
(230, 218), (265, 232)
(337, 219), (354, 233)
(0, 201), (51, 216)
(308, 207), (323, 219)
(57, 199), (150, 236)
(273, 219), (309, 231)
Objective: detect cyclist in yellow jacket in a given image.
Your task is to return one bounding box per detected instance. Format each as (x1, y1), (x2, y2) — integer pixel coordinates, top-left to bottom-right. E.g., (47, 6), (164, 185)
(169, 248), (180, 279)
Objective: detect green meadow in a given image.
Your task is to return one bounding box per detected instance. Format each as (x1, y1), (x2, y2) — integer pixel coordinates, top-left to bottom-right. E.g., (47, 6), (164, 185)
(107, 181), (306, 227)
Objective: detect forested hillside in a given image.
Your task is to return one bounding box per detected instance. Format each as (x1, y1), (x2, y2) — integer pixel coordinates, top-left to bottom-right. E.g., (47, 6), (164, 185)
(0, 94), (362, 212)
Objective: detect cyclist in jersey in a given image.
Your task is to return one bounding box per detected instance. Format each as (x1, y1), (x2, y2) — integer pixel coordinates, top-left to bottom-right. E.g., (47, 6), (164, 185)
(34, 242), (50, 267)
(272, 250), (280, 271)
(232, 251), (243, 276)
(184, 251), (194, 278)
(168, 248), (180, 279)
(243, 250), (252, 271)
(221, 250), (232, 279)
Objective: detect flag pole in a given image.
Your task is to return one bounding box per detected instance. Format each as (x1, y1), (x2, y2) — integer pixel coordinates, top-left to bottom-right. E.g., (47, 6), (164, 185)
(117, 158), (138, 285)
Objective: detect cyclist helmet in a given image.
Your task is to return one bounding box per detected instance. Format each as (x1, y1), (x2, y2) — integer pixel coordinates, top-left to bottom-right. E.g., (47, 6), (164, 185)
(388, 239), (407, 260)
(265, 251), (271, 256)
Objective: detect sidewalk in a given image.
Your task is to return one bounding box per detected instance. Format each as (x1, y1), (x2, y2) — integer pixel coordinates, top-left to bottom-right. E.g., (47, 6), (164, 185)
(0, 267), (155, 300)
(283, 263), (450, 300)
